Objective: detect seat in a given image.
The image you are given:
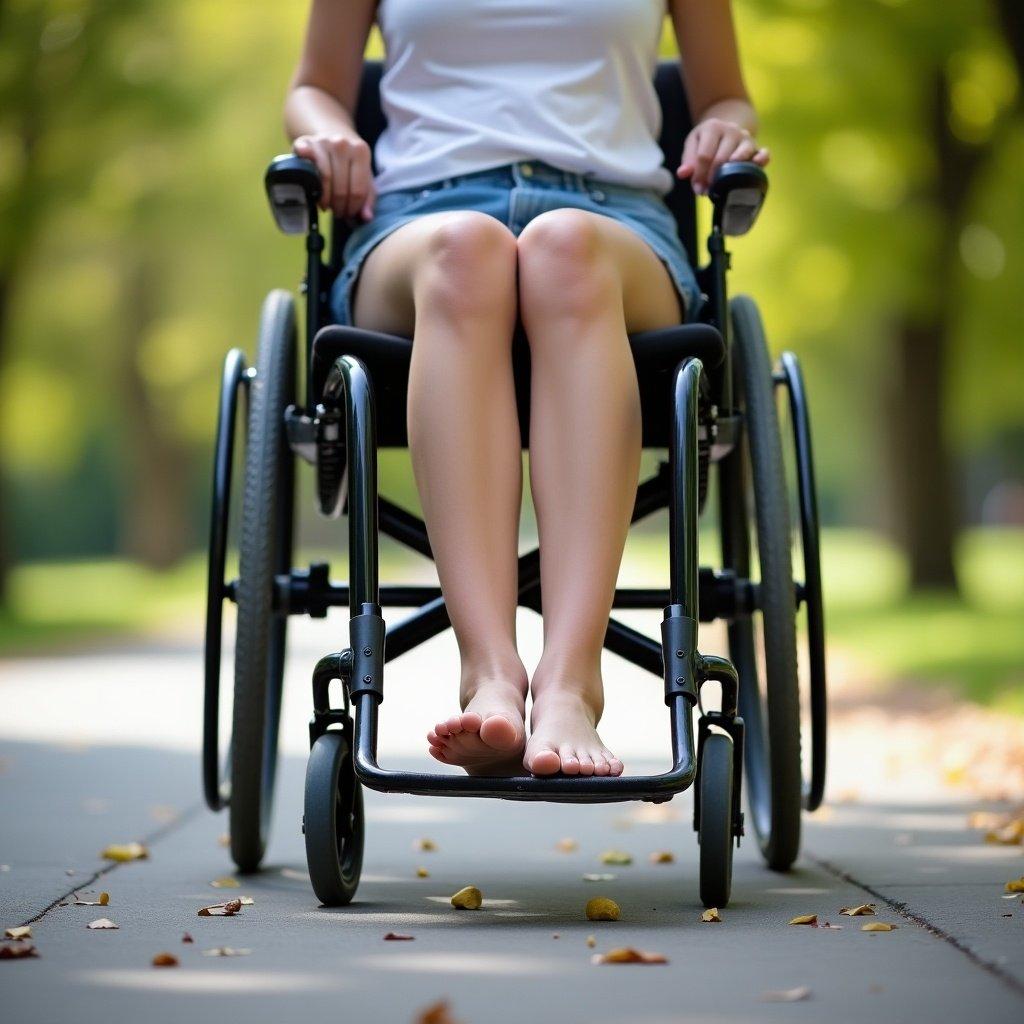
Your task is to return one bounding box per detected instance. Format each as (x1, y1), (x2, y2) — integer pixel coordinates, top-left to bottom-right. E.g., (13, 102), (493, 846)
(311, 320), (724, 448)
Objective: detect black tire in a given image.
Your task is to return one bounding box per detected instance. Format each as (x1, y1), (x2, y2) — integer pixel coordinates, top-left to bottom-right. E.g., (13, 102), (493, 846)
(229, 290), (297, 873)
(698, 732), (734, 909)
(719, 294), (802, 871)
(305, 730), (365, 907)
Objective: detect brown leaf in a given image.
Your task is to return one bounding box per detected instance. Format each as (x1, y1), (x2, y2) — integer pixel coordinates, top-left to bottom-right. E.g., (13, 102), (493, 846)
(762, 987), (811, 1002)
(209, 877), (240, 889)
(197, 899), (242, 917)
(450, 886), (482, 910)
(819, 921), (843, 929)
(414, 838), (438, 853)
(700, 908), (722, 923)
(182, 933), (194, 944)
(416, 867), (430, 878)
(203, 947), (252, 957)
(591, 947), (668, 965)
(0, 942), (39, 959)
(555, 838), (579, 853)
(599, 850), (632, 866)
(87, 918), (118, 930)
(415, 1000), (461, 1024)
(4, 926), (30, 940)
(649, 851), (675, 864)
(840, 903), (876, 917)
(151, 953), (179, 967)
(788, 914), (818, 926)
(585, 897), (621, 921)
(861, 922), (898, 932)
(100, 842), (148, 862)
(383, 932), (415, 941)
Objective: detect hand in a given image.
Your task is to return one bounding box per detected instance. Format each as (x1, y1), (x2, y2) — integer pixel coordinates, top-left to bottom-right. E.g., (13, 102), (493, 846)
(676, 117), (769, 196)
(292, 133), (376, 222)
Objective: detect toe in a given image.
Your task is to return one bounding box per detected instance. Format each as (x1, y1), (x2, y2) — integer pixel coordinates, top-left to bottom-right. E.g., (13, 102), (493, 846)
(479, 713), (520, 751)
(427, 730), (443, 746)
(561, 750), (581, 776)
(446, 715), (464, 735)
(526, 747), (561, 776)
(459, 711), (483, 734)
(428, 745), (448, 762)
(434, 722), (451, 738)
(608, 757), (625, 777)
(593, 757), (611, 777)
(576, 753), (595, 777)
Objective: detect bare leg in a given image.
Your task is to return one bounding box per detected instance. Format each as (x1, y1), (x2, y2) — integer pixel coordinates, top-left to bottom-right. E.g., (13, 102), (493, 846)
(351, 211), (528, 773)
(516, 209), (686, 776)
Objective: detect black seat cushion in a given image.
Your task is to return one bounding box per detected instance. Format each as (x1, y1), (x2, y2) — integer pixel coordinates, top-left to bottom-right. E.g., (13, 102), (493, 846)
(311, 321), (723, 449)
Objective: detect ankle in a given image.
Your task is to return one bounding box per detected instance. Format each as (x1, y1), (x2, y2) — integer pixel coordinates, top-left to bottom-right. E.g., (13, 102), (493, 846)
(530, 680), (605, 724)
(459, 655), (528, 707)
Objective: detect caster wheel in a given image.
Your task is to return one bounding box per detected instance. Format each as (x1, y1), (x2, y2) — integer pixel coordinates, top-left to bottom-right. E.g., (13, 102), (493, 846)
(698, 732), (735, 909)
(305, 730), (365, 907)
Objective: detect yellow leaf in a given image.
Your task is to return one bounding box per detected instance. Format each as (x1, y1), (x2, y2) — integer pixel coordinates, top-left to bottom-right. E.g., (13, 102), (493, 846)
(1005, 877), (1024, 893)
(789, 914), (818, 926)
(839, 903), (876, 917)
(585, 897), (621, 921)
(862, 922), (898, 932)
(591, 946), (667, 965)
(210, 877), (240, 888)
(101, 842), (148, 862)
(600, 850), (633, 866)
(650, 851), (675, 864)
(450, 886), (482, 910)
(985, 820), (1024, 845)
(701, 908), (722, 923)
(4, 926), (30, 940)
(416, 867), (430, 878)
(414, 838), (438, 853)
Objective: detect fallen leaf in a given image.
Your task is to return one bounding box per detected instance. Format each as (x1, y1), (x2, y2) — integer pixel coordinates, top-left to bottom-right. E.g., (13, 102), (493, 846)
(203, 947), (252, 957)
(414, 838), (438, 853)
(761, 987), (811, 1003)
(217, 834), (230, 848)
(87, 918), (118, 930)
(0, 943), (38, 959)
(839, 903), (876, 917)
(600, 850), (633, 866)
(4, 926), (30, 940)
(383, 933), (415, 941)
(182, 933), (194, 944)
(649, 851), (675, 864)
(414, 1001), (460, 1024)
(210, 877), (240, 889)
(586, 897), (620, 921)
(238, 897), (254, 906)
(1004, 877), (1024, 894)
(586, 935), (596, 948)
(450, 886), (482, 910)
(788, 914), (818, 926)
(967, 811), (1004, 830)
(986, 820), (1024, 845)
(416, 867), (430, 878)
(151, 953), (178, 967)
(72, 892), (110, 907)
(591, 947), (667, 965)
(555, 838), (579, 853)
(861, 922), (898, 932)
(700, 908), (722, 923)
(551, 933), (560, 940)
(582, 873), (617, 882)
(198, 899), (242, 917)
(101, 842), (148, 863)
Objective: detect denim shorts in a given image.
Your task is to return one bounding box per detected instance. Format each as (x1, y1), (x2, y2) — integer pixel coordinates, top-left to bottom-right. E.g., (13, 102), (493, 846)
(329, 158), (705, 327)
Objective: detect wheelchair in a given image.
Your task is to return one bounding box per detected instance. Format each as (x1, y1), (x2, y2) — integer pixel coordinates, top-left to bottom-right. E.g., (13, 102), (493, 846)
(202, 59), (827, 910)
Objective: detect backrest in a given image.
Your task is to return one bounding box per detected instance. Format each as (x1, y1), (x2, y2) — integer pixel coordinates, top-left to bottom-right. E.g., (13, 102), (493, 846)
(330, 59), (698, 271)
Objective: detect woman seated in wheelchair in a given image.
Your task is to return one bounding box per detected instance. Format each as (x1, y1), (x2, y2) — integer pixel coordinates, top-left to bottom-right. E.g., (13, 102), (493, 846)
(285, 0), (768, 779)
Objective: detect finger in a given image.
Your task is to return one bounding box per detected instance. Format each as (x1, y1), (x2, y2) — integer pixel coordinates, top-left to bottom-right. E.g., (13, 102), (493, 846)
(709, 132), (743, 181)
(677, 131), (699, 179)
(304, 138), (332, 212)
(753, 147), (770, 165)
(727, 137), (759, 163)
(692, 128), (721, 193)
(347, 144), (370, 220)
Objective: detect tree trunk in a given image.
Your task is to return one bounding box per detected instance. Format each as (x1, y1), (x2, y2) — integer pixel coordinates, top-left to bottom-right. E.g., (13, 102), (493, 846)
(116, 245), (191, 568)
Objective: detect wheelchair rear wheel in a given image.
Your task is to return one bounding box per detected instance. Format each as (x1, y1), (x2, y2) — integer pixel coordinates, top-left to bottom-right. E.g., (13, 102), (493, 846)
(719, 294), (802, 871)
(229, 289), (297, 873)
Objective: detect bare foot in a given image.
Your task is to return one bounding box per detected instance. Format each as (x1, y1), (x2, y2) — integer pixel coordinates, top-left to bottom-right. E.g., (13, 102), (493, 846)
(524, 687), (624, 777)
(427, 671), (528, 776)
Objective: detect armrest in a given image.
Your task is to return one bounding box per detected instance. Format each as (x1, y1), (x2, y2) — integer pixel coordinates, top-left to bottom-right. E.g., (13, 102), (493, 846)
(264, 154), (322, 235)
(707, 161), (768, 236)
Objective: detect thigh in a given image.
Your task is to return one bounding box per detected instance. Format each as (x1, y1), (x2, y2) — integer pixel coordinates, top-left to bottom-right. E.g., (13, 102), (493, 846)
(351, 211), (516, 337)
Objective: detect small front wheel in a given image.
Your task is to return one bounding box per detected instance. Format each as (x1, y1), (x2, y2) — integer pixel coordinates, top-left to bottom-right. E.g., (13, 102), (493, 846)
(304, 730), (365, 907)
(698, 732), (735, 909)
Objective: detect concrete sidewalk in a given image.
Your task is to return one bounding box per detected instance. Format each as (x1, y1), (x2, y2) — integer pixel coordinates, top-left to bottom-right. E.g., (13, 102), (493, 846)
(1, 616), (1022, 1022)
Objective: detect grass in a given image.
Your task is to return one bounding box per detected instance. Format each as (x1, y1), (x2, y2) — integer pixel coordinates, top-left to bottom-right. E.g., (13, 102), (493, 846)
(2, 529), (1022, 714)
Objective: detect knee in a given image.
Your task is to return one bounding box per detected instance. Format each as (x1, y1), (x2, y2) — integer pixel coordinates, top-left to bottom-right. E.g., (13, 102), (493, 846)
(415, 213), (518, 322)
(517, 211), (620, 329)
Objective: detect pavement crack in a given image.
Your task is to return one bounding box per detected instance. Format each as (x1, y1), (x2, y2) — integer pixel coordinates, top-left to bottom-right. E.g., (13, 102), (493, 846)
(808, 850), (1024, 1001)
(17, 801), (203, 928)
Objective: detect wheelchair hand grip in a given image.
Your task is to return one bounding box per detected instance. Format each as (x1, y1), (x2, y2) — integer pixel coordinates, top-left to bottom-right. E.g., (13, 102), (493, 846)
(707, 160), (768, 237)
(265, 154), (322, 235)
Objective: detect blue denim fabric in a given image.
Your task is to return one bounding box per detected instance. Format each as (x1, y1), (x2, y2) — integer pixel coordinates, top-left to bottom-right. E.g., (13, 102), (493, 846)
(329, 158), (705, 327)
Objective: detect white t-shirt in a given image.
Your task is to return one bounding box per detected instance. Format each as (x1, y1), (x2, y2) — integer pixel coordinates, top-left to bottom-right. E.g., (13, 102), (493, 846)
(372, 0), (674, 196)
